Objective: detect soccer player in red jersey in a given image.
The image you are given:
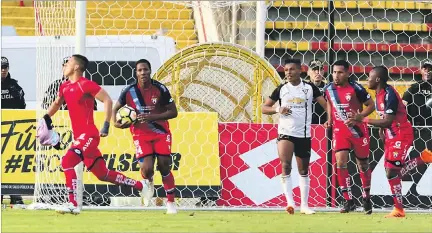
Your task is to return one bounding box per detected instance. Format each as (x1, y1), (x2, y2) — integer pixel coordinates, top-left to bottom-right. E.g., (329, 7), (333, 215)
(113, 59), (178, 214)
(323, 60), (375, 214)
(40, 55), (145, 214)
(347, 66), (432, 218)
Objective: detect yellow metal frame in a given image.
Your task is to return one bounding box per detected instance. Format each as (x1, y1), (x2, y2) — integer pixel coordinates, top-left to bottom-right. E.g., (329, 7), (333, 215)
(153, 43), (281, 123)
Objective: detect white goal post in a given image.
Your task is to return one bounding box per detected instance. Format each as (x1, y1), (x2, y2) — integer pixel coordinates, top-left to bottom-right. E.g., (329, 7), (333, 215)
(28, 0), (432, 213)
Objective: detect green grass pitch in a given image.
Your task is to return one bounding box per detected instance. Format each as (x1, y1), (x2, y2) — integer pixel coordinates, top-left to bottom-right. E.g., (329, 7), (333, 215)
(2, 209), (431, 232)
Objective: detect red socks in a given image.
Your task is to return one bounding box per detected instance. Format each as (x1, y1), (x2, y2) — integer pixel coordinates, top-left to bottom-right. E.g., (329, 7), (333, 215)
(61, 150), (82, 207)
(89, 159), (143, 190)
(359, 168), (371, 199)
(388, 176), (403, 209)
(162, 172), (175, 202)
(104, 170), (143, 190)
(400, 157), (425, 177)
(337, 167), (352, 200)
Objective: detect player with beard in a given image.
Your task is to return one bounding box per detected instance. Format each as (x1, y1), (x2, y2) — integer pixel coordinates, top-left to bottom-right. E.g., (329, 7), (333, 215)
(323, 60), (375, 214)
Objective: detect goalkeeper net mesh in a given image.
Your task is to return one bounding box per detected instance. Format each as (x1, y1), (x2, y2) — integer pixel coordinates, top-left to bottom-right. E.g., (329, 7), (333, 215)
(32, 0), (432, 211)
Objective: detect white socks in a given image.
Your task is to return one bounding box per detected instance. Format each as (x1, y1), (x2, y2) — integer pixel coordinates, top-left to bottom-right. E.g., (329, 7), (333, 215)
(299, 175), (310, 209)
(281, 175), (295, 207)
(281, 174), (311, 208)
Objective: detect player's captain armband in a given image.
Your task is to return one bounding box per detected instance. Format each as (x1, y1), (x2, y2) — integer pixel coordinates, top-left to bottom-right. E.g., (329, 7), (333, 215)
(36, 115), (61, 150)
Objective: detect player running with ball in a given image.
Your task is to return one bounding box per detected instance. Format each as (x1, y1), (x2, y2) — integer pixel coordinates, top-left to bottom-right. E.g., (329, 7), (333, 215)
(324, 60), (375, 214)
(262, 59), (327, 215)
(347, 66), (432, 218)
(37, 55), (146, 214)
(113, 59), (178, 214)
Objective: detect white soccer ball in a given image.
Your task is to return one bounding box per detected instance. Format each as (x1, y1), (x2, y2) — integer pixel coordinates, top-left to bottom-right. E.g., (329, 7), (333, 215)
(116, 105), (137, 125)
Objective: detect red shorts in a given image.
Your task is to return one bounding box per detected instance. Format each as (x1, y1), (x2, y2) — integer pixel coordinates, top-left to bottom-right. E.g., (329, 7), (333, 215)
(384, 133), (414, 169)
(133, 133), (172, 159)
(70, 132), (102, 168)
(332, 124), (370, 159)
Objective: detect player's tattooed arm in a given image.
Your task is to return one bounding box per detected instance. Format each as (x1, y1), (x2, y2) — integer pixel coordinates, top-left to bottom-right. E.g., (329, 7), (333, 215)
(47, 96), (64, 117)
(94, 88), (113, 137)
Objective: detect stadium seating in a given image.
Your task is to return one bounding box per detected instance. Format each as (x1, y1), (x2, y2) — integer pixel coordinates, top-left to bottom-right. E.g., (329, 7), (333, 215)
(1, 0), (428, 88)
(1, 1), (197, 50)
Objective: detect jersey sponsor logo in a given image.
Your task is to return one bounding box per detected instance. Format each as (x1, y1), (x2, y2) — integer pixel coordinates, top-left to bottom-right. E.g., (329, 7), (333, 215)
(393, 141), (401, 149)
(362, 138), (368, 146)
(288, 97), (305, 104)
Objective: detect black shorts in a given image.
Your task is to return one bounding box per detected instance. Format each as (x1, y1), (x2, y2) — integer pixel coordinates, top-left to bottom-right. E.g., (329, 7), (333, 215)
(277, 134), (312, 158)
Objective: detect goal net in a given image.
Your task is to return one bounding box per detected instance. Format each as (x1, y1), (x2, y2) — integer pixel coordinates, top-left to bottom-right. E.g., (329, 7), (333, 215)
(31, 0), (432, 211)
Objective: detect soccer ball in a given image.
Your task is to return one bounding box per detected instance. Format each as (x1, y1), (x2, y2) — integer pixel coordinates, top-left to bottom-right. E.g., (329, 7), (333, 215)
(116, 105), (137, 125)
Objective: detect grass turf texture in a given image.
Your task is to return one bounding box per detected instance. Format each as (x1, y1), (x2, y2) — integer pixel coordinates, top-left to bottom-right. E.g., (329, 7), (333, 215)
(2, 209), (431, 232)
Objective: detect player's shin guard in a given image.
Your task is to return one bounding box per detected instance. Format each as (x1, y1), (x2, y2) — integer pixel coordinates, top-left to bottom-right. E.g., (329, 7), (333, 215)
(388, 176), (403, 209)
(281, 175), (295, 207)
(161, 172), (175, 202)
(359, 168), (371, 199)
(61, 150), (83, 207)
(337, 166), (352, 200)
(299, 175), (310, 208)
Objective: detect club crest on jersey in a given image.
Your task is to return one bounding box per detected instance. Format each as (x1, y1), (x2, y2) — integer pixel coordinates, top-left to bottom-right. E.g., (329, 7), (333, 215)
(151, 96), (158, 104)
(380, 103), (385, 110)
(345, 93), (351, 101)
(302, 89), (308, 95)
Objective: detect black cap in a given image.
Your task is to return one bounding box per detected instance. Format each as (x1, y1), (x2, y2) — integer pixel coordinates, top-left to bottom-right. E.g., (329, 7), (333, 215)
(62, 56), (70, 66)
(1, 57), (9, 68)
(422, 60), (432, 69)
(309, 59), (323, 70)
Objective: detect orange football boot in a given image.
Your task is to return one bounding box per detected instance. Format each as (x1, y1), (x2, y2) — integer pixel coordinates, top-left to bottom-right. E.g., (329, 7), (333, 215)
(420, 149), (432, 164)
(385, 208), (405, 218)
(285, 206), (295, 215)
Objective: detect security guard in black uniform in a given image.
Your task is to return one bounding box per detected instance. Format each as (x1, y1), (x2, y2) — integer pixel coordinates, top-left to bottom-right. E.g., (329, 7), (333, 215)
(403, 61), (432, 126)
(1, 56), (25, 205)
(305, 59), (327, 124)
(1, 57), (26, 109)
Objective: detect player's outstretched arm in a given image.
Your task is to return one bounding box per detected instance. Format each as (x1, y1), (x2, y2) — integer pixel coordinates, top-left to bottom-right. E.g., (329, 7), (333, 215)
(350, 111), (395, 128)
(47, 96), (64, 117)
(94, 88), (113, 137)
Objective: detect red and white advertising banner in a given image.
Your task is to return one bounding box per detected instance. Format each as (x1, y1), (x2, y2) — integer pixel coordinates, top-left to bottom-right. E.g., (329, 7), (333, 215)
(217, 123), (328, 207)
